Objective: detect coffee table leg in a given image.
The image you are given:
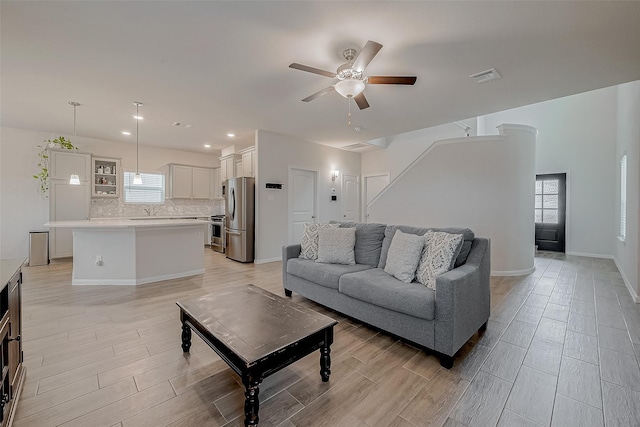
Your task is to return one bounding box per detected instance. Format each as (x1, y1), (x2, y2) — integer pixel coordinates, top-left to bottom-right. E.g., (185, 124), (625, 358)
(243, 378), (260, 426)
(320, 345), (331, 382)
(181, 322), (192, 353)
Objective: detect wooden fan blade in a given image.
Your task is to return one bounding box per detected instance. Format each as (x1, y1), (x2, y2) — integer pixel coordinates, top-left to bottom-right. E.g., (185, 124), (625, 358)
(302, 86), (335, 102)
(289, 63), (336, 78)
(354, 92), (370, 110)
(367, 76), (417, 85)
(352, 41), (383, 72)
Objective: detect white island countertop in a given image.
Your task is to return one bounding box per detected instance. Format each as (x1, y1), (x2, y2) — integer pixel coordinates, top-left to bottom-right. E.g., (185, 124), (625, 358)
(46, 218), (211, 228)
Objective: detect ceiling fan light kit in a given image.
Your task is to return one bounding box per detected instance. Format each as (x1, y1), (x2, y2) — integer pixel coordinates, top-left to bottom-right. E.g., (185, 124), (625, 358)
(290, 40), (417, 114)
(335, 79), (366, 98)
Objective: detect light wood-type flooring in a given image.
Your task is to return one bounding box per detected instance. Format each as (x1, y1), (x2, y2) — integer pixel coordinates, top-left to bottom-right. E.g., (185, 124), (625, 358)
(14, 250), (640, 426)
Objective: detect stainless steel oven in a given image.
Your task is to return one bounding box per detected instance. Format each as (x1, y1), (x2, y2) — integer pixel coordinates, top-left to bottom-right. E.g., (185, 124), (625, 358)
(211, 215), (225, 253)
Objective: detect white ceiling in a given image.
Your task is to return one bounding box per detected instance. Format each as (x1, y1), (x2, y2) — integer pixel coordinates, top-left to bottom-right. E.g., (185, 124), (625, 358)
(2, 1), (640, 153)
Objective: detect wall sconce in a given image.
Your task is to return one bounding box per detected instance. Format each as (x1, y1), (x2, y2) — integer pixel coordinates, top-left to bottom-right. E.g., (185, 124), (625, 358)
(331, 170), (340, 182)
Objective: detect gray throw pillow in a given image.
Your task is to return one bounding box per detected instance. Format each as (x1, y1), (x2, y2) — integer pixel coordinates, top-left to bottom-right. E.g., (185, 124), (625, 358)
(299, 223), (340, 260)
(383, 229), (425, 283)
(316, 227), (356, 265)
(416, 230), (464, 290)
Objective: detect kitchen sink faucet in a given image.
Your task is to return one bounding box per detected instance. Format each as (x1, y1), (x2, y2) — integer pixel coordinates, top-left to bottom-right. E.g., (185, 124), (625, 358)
(143, 206), (158, 216)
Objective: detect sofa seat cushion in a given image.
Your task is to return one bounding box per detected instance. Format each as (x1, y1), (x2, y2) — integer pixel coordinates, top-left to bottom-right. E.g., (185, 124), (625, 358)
(339, 268), (436, 320)
(287, 258), (372, 290)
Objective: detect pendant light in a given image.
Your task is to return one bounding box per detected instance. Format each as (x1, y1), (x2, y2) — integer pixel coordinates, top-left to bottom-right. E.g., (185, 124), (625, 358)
(133, 102), (143, 185)
(68, 101), (81, 185)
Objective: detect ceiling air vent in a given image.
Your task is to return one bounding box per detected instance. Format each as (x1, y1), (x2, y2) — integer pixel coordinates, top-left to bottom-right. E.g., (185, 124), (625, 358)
(469, 68), (501, 84)
(342, 143), (368, 151)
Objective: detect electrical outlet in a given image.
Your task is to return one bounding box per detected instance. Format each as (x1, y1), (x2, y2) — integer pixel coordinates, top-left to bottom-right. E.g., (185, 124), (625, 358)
(95, 255), (103, 266)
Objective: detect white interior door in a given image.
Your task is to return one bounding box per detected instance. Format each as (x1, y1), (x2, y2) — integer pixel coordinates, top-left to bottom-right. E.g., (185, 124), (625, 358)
(289, 168), (317, 244)
(342, 174), (359, 222)
(364, 174), (390, 222)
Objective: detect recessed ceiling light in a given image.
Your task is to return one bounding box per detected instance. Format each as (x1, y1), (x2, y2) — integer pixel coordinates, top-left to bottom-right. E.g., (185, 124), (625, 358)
(122, 131), (131, 135)
(204, 144), (211, 148)
(133, 115), (144, 120)
(227, 133), (235, 138)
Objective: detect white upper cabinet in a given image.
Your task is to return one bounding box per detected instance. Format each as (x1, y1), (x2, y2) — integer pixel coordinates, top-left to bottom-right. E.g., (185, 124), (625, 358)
(219, 154), (240, 182)
(192, 167), (212, 199)
(240, 146), (255, 178)
(171, 165), (194, 199)
(166, 164), (214, 199)
(212, 167), (222, 199)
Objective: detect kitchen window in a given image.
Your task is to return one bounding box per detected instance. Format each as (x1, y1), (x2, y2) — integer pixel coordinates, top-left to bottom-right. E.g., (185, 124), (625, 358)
(123, 172), (165, 204)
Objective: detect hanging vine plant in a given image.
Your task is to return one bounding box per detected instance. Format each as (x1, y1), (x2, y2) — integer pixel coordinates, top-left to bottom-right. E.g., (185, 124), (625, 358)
(34, 136), (78, 198)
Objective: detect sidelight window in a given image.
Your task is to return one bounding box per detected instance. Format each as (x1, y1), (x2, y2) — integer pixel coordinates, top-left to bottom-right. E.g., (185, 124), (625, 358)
(620, 154), (627, 240)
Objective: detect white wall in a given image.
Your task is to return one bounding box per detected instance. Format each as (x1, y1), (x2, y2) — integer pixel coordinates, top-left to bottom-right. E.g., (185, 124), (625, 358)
(0, 126), (220, 259)
(615, 81), (640, 300)
(255, 130), (361, 263)
(361, 122), (473, 179)
(479, 86), (618, 257)
(367, 125), (537, 274)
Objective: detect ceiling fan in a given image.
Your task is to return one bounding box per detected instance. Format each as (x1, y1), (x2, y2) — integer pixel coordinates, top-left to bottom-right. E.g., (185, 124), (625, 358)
(290, 40), (417, 110)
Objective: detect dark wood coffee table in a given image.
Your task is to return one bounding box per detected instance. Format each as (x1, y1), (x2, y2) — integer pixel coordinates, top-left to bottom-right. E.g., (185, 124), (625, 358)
(177, 285), (337, 426)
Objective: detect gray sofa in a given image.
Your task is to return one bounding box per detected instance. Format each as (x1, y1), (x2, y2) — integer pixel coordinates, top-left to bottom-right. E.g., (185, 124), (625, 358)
(282, 222), (491, 368)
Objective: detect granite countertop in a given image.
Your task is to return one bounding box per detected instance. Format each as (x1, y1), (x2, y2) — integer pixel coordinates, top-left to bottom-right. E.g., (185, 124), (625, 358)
(1, 258), (26, 285)
(90, 215), (213, 220)
(45, 218), (212, 228)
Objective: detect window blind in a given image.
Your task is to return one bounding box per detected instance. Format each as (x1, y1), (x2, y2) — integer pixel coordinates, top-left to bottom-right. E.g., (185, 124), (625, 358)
(123, 172), (165, 204)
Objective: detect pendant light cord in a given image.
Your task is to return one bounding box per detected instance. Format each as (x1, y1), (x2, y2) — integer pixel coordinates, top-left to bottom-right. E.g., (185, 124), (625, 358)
(136, 103), (139, 175)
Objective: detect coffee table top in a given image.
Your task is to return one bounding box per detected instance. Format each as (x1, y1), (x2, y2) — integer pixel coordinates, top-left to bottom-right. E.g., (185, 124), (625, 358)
(177, 285), (337, 364)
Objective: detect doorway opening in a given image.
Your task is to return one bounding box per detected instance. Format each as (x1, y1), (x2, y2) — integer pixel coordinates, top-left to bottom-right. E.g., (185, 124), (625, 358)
(535, 173), (566, 252)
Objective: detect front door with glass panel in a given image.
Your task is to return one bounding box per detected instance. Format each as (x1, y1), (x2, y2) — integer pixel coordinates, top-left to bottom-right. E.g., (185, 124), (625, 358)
(535, 174), (566, 252)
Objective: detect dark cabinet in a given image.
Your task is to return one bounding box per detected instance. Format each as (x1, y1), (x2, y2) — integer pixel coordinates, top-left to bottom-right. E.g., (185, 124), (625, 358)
(0, 260), (24, 427)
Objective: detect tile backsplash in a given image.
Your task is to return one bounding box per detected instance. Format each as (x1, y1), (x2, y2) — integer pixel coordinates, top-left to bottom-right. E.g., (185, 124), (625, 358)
(90, 198), (225, 218)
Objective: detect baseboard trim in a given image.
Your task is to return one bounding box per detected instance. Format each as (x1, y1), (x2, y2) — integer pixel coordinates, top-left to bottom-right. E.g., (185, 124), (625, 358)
(72, 268), (205, 286)
(255, 257), (281, 265)
(492, 266), (535, 276)
(565, 251), (614, 259)
(613, 256), (640, 304)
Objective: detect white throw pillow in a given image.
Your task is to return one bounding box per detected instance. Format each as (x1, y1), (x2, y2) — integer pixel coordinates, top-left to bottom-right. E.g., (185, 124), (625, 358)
(416, 230), (464, 290)
(383, 230), (425, 283)
(316, 227), (356, 265)
(299, 223), (340, 260)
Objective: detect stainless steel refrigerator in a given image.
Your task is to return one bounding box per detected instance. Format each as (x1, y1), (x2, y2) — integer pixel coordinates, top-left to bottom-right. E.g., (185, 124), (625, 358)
(225, 177), (255, 262)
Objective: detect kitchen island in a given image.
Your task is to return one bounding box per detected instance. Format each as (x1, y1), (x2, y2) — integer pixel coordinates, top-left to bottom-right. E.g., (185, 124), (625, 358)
(45, 219), (210, 285)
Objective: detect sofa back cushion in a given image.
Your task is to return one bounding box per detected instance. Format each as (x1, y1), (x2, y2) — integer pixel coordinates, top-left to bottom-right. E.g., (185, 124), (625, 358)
(333, 222), (387, 267)
(378, 225), (475, 269)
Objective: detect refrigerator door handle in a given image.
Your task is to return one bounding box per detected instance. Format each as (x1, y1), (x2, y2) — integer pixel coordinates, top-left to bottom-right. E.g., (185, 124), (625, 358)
(231, 188), (236, 221)
(226, 230), (241, 235)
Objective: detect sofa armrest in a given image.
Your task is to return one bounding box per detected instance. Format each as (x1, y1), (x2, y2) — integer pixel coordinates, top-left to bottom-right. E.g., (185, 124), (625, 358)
(434, 238), (491, 356)
(282, 244), (301, 291)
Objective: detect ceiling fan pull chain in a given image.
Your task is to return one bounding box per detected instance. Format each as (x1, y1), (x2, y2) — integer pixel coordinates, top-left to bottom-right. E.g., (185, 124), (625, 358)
(348, 98), (352, 127)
